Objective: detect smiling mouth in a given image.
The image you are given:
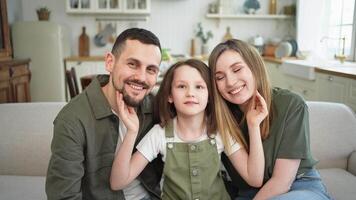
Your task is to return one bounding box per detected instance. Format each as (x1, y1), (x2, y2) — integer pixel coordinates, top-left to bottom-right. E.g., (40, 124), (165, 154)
(229, 85), (245, 95)
(126, 80), (149, 91)
(184, 101), (198, 105)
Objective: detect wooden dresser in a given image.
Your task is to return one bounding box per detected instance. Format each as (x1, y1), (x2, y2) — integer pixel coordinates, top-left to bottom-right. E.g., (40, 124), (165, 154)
(0, 59), (31, 103)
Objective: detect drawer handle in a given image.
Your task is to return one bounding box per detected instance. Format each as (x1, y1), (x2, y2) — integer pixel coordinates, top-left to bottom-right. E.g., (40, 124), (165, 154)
(328, 76), (333, 81)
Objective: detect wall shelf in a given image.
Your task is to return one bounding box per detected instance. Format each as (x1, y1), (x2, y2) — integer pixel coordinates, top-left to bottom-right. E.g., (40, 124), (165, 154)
(206, 14), (294, 19)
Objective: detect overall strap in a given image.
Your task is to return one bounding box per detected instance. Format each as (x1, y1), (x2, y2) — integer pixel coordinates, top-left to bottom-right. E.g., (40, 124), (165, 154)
(164, 120), (174, 138)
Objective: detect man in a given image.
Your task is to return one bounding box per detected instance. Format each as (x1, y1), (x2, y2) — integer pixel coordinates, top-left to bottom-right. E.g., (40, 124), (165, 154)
(46, 28), (163, 200)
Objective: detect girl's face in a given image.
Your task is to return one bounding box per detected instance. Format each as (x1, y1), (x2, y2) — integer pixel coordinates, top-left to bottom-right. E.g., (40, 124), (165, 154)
(214, 50), (255, 107)
(168, 65), (209, 118)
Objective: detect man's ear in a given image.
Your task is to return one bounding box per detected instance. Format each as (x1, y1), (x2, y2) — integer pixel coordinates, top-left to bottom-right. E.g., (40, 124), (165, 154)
(105, 52), (115, 73)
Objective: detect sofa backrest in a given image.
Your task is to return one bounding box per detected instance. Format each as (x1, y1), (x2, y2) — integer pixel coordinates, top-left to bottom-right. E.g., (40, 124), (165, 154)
(308, 101), (356, 169)
(0, 102), (66, 176)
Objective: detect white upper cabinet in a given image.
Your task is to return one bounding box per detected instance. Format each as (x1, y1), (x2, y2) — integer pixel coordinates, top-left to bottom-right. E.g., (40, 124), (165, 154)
(66, 0), (150, 14)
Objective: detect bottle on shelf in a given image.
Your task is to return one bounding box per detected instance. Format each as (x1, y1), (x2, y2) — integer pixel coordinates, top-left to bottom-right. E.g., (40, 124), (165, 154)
(269, 0), (277, 14)
(222, 26), (233, 42)
(79, 26), (90, 57)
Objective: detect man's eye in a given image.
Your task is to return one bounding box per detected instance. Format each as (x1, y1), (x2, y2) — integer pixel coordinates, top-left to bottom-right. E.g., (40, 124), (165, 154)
(147, 68), (158, 75)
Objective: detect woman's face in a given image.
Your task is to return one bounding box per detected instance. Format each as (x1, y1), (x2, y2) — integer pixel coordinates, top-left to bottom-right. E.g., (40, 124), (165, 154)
(214, 50), (255, 106)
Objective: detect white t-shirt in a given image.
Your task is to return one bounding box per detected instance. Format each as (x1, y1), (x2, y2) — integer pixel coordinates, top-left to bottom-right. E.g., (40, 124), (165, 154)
(115, 113), (149, 200)
(136, 118), (241, 162)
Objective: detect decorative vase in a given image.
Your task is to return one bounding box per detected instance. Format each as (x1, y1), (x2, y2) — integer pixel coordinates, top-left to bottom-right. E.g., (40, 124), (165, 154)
(37, 11), (50, 21)
(243, 0), (261, 14)
(201, 44), (209, 57)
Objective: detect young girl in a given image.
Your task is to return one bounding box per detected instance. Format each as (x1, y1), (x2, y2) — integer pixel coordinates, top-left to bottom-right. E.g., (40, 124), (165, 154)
(110, 59), (267, 200)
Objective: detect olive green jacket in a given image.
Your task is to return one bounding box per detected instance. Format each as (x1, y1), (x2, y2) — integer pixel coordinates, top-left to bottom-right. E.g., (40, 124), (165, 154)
(46, 75), (163, 200)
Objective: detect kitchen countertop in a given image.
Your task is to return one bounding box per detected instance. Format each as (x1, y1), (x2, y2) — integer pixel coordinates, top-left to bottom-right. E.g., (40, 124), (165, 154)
(315, 67), (356, 80)
(263, 56), (356, 80)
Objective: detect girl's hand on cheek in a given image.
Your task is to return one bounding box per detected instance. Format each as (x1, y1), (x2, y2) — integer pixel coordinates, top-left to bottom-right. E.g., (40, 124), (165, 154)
(246, 91), (268, 128)
(116, 91), (139, 134)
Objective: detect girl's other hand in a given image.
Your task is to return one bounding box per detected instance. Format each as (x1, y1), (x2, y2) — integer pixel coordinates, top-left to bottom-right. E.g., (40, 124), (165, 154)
(246, 91), (268, 128)
(116, 91), (139, 134)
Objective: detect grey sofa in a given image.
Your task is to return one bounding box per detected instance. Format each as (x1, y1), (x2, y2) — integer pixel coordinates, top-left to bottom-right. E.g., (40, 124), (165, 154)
(0, 102), (66, 200)
(0, 102), (355, 200)
(308, 101), (356, 200)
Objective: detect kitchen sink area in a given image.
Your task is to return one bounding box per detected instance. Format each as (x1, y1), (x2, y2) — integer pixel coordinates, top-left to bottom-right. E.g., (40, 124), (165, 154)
(281, 59), (356, 80)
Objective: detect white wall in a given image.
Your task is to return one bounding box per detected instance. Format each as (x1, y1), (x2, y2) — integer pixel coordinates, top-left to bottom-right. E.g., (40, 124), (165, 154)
(10, 0), (295, 56)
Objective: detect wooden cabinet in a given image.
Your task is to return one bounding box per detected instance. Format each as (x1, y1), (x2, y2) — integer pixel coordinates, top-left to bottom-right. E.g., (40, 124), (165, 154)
(316, 73), (349, 104)
(265, 61), (287, 89)
(284, 75), (317, 101)
(66, 0), (150, 14)
(0, 0), (12, 61)
(347, 79), (356, 111)
(0, 59), (31, 103)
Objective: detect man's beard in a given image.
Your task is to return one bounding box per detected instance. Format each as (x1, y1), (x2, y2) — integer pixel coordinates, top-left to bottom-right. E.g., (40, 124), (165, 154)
(113, 78), (150, 107)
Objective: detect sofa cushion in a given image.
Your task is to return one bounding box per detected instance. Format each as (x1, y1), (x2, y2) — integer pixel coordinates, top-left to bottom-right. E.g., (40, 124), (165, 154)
(0, 175), (46, 200)
(319, 168), (356, 200)
(0, 102), (66, 176)
(348, 151), (356, 176)
(308, 102), (356, 169)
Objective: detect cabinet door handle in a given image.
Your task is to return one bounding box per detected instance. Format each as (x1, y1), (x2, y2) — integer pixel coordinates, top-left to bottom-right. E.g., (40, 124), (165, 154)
(328, 76), (333, 81)
(302, 90), (308, 95)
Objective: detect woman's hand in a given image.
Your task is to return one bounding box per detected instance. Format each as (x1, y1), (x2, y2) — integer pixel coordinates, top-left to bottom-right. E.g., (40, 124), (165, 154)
(116, 91), (139, 134)
(246, 91), (268, 128)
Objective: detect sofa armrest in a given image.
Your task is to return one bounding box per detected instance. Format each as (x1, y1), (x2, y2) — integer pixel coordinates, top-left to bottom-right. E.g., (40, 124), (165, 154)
(348, 151), (356, 176)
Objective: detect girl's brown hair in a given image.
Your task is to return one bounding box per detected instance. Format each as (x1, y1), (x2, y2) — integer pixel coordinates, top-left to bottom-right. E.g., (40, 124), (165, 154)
(209, 39), (273, 151)
(154, 59), (216, 135)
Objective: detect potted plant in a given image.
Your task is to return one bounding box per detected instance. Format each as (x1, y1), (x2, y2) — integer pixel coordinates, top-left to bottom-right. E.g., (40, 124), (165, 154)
(195, 23), (213, 56)
(36, 6), (51, 21)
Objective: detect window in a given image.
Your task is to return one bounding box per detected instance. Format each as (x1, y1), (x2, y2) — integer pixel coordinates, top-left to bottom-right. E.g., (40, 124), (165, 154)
(323, 0), (355, 61)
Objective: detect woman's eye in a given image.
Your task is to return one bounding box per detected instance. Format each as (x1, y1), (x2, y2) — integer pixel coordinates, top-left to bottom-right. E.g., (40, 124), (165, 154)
(177, 85), (185, 88)
(216, 76), (224, 81)
(233, 67), (241, 73)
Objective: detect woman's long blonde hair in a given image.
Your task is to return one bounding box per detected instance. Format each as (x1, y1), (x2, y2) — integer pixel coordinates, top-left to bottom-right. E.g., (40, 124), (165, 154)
(209, 39), (273, 152)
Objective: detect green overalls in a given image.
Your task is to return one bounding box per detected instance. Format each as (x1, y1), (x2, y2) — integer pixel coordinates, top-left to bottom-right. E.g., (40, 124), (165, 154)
(161, 122), (231, 200)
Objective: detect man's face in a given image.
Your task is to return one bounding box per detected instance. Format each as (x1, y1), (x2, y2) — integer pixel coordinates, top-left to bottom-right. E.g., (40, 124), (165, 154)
(108, 39), (161, 107)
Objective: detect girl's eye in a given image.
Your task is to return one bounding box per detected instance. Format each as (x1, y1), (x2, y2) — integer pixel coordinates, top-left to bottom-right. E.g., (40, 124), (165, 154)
(196, 85), (205, 89)
(177, 85), (186, 88)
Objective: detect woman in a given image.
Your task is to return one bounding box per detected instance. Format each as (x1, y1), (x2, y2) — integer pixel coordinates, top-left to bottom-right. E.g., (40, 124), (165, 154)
(209, 39), (331, 200)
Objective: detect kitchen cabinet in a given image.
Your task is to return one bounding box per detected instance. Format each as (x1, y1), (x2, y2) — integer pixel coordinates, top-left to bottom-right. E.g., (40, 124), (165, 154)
(284, 75), (316, 101)
(0, 59), (31, 103)
(348, 80), (356, 111)
(316, 73), (349, 104)
(265, 61), (286, 89)
(66, 0), (150, 14)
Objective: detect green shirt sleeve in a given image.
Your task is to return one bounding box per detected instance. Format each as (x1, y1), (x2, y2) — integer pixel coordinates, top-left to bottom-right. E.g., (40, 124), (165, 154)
(46, 117), (85, 200)
(277, 103), (310, 159)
